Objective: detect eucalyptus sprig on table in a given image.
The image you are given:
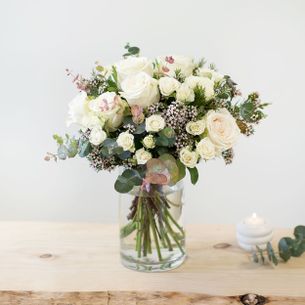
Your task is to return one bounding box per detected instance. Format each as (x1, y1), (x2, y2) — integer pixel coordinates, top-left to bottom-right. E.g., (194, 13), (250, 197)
(253, 225), (305, 266)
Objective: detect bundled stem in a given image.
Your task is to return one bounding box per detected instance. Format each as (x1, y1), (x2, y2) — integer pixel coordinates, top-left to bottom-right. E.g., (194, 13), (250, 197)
(120, 185), (185, 261)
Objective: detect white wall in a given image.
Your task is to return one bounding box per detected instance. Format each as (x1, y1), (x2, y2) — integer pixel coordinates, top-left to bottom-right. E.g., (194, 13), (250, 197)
(0, 0), (304, 226)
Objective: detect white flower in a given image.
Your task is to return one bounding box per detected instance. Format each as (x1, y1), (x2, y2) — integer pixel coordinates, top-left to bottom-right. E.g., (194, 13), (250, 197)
(186, 120), (206, 136)
(197, 68), (224, 82)
(89, 92), (126, 131)
(205, 108), (240, 150)
(185, 76), (215, 100)
(89, 127), (107, 146)
(116, 132), (135, 152)
(196, 137), (216, 160)
(145, 115), (166, 132)
(176, 83), (195, 102)
(120, 72), (160, 108)
(143, 135), (156, 149)
(115, 57), (153, 81)
(66, 91), (104, 130)
(135, 148), (152, 165)
(158, 77), (180, 96)
(179, 147), (198, 168)
(159, 55), (195, 77)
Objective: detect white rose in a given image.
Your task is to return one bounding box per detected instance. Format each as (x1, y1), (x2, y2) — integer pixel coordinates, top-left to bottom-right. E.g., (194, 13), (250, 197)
(186, 120), (206, 135)
(116, 132), (135, 152)
(158, 77), (180, 96)
(115, 57), (153, 81)
(89, 127), (107, 146)
(160, 55), (195, 77)
(120, 72), (160, 108)
(89, 92), (126, 131)
(205, 108), (240, 150)
(66, 91), (104, 130)
(176, 83), (195, 102)
(185, 76), (215, 100)
(135, 148), (152, 165)
(179, 147), (198, 168)
(198, 68), (224, 82)
(196, 137), (216, 160)
(145, 115), (166, 132)
(143, 135), (156, 149)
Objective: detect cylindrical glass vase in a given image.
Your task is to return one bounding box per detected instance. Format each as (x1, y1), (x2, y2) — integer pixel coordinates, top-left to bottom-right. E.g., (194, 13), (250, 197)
(119, 181), (186, 272)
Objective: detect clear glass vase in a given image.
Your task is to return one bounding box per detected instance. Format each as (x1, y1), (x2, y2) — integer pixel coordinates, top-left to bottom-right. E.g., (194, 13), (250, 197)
(119, 180), (186, 272)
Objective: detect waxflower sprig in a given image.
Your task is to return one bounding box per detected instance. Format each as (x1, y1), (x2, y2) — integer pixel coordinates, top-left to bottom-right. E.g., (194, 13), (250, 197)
(46, 43), (268, 192)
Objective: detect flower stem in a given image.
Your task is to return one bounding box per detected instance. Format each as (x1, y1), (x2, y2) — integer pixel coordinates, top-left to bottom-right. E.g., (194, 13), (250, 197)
(147, 207), (162, 261)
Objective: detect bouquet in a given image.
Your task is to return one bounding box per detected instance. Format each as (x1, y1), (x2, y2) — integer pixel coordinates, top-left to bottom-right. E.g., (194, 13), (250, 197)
(47, 44), (268, 271)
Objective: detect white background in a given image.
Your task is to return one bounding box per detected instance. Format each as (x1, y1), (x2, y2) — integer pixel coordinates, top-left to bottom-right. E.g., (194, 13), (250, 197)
(0, 0), (304, 226)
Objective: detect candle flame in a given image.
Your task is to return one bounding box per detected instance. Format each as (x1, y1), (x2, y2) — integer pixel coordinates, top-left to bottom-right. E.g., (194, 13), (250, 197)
(252, 212), (257, 218)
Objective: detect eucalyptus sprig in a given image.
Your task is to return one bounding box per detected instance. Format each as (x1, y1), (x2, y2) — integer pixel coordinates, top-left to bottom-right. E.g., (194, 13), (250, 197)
(253, 225), (305, 266)
(123, 43), (140, 58)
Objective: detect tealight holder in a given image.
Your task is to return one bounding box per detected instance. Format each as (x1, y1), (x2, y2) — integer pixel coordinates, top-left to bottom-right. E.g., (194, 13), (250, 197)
(236, 213), (273, 252)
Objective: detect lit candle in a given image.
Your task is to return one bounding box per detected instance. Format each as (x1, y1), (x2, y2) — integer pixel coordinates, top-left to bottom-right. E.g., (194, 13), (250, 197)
(236, 213), (273, 252)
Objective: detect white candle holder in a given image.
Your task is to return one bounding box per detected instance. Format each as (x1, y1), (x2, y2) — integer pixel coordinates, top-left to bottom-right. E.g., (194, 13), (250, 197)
(236, 213), (273, 252)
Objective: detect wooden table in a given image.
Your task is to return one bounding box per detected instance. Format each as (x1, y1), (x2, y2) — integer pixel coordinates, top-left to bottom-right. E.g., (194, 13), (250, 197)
(0, 222), (304, 304)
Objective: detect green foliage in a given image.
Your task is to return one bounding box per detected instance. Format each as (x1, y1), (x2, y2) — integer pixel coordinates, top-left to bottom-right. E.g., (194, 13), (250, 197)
(187, 167), (199, 185)
(253, 225), (305, 266)
(100, 138), (122, 157)
(78, 139), (92, 158)
(52, 133), (79, 160)
(176, 159), (186, 182)
(53, 134), (63, 145)
(114, 169), (143, 193)
(123, 43), (140, 58)
(155, 127), (175, 147)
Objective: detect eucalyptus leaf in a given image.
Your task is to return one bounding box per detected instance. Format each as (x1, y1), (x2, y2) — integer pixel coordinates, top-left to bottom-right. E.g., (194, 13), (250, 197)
(188, 167), (199, 185)
(78, 140), (92, 158)
(278, 237), (292, 262)
(57, 145), (68, 160)
(118, 150), (131, 160)
(67, 138), (78, 158)
(121, 169), (142, 186)
(134, 123), (146, 135)
(114, 176), (133, 193)
(267, 242), (278, 265)
(176, 159), (186, 182)
(294, 225), (305, 240)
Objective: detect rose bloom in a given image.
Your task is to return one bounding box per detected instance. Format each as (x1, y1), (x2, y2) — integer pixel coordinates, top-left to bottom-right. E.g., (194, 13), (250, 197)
(159, 55), (195, 78)
(145, 115), (166, 132)
(115, 56), (153, 81)
(176, 83), (195, 102)
(205, 108), (240, 150)
(135, 148), (152, 165)
(116, 131), (135, 152)
(179, 147), (198, 168)
(89, 92), (126, 131)
(89, 127), (107, 146)
(66, 91), (105, 130)
(120, 72), (160, 108)
(143, 135), (156, 149)
(196, 137), (216, 160)
(158, 77), (180, 96)
(186, 120), (206, 135)
(184, 76), (214, 100)
(197, 68), (224, 82)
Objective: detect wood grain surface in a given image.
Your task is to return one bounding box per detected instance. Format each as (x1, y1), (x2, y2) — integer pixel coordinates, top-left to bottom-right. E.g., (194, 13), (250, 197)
(0, 222), (304, 298)
(0, 290), (305, 305)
